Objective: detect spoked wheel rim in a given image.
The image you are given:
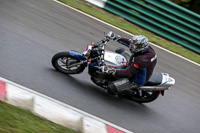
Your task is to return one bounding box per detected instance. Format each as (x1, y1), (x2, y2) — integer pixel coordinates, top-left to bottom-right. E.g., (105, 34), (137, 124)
(57, 57), (81, 71)
(52, 52), (86, 74)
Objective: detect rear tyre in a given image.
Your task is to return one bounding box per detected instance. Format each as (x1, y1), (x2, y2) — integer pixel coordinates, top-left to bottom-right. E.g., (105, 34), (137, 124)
(51, 52), (86, 74)
(127, 90), (160, 103)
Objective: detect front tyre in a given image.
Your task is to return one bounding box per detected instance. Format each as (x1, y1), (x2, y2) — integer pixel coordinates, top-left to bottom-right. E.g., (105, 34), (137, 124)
(127, 91), (160, 103)
(51, 52), (86, 74)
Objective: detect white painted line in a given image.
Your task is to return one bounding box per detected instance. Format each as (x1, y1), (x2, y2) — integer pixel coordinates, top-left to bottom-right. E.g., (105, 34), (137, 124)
(53, 0), (200, 67)
(53, 0), (132, 35)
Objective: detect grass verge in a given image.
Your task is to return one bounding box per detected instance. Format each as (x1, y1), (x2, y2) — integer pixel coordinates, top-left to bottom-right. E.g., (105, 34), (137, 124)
(59, 0), (200, 64)
(0, 101), (79, 133)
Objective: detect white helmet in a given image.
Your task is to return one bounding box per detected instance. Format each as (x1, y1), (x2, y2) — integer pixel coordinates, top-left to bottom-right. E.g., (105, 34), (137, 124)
(129, 35), (149, 53)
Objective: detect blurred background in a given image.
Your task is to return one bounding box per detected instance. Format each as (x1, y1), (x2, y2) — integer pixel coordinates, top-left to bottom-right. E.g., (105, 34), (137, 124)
(169, 0), (200, 14)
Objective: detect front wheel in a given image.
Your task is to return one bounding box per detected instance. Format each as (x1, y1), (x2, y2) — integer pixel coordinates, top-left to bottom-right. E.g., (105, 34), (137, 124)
(127, 90), (160, 103)
(51, 52), (86, 74)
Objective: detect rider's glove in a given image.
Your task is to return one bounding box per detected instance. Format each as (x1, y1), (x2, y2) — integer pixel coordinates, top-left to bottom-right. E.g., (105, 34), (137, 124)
(107, 31), (121, 41)
(113, 35), (121, 41)
(107, 31), (115, 39)
(102, 66), (116, 76)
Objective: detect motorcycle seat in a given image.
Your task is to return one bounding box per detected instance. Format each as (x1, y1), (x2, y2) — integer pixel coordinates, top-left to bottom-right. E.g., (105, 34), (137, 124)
(144, 72), (162, 86)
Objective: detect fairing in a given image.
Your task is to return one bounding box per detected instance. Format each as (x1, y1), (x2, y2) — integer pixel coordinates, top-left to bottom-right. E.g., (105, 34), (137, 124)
(104, 50), (128, 69)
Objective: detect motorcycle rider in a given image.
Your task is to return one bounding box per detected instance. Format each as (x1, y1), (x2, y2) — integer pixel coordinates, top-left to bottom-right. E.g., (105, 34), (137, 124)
(103, 31), (157, 95)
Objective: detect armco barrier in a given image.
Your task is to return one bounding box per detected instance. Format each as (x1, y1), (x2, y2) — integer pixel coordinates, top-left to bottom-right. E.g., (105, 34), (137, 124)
(85, 0), (200, 54)
(0, 77), (133, 133)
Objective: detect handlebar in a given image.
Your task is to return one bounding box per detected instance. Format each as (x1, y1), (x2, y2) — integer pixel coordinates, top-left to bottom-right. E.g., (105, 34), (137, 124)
(94, 36), (110, 47)
(102, 36), (110, 43)
(83, 34), (111, 66)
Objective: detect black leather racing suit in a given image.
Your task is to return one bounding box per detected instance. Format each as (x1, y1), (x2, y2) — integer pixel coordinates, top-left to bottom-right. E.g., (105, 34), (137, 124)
(115, 38), (157, 85)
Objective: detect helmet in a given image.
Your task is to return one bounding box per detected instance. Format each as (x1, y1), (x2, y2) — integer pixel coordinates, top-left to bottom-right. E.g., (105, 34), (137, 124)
(129, 35), (149, 53)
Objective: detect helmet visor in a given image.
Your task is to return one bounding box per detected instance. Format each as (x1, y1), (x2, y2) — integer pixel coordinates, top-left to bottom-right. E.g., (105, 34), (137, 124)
(129, 43), (139, 53)
(129, 35), (149, 53)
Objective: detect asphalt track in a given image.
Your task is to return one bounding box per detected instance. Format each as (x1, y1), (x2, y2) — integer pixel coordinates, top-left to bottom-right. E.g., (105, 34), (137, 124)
(0, 0), (200, 133)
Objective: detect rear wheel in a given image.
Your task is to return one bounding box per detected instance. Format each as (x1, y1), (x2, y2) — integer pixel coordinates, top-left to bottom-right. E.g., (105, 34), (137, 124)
(51, 52), (86, 74)
(127, 90), (160, 103)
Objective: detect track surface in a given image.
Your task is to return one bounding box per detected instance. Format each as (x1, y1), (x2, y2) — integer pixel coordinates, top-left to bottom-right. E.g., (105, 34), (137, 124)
(0, 0), (200, 133)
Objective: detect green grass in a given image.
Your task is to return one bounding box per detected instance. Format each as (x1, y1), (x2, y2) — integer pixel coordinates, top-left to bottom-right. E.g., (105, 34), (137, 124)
(59, 0), (200, 64)
(0, 101), (79, 133)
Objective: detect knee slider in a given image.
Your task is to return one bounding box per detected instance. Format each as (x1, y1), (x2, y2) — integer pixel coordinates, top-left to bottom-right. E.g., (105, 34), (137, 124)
(107, 83), (118, 95)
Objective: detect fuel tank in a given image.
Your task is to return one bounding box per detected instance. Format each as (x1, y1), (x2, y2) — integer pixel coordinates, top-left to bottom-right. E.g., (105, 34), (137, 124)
(104, 50), (128, 69)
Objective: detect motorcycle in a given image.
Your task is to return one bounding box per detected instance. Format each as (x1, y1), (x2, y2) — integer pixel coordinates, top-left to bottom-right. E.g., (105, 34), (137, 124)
(51, 33), (175, 103)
